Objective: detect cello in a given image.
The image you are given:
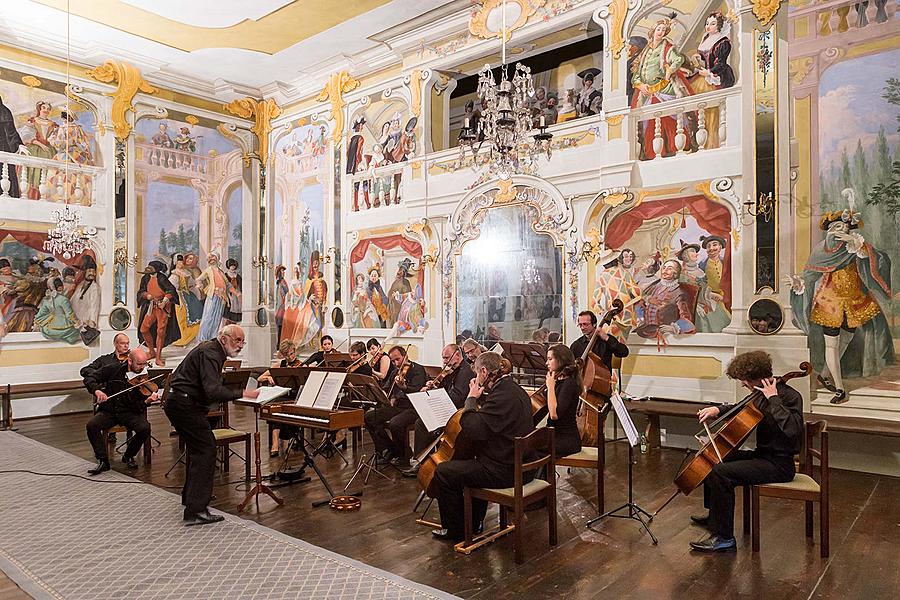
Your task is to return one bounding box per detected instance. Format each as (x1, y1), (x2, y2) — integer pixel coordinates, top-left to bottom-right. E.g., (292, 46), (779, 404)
(672, 361), (812, 496)
(576, 299), (624, 445)
(416, 367), (505, 498)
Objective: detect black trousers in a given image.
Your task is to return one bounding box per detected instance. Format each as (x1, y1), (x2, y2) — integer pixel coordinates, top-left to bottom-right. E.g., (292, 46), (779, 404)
(164, 395), (216, 517)
(86, 410), (150, 461)
(364, 406), (417, 458)
(703, 449), (795, 539)
(434, 458), (514, 539)
(414, 418), (440, 455)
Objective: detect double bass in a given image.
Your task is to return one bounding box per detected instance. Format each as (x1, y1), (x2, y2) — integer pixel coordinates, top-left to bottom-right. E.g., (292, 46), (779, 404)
(672, 361), (812, 496)
(576, 299), (624, 445)
(416, 367), (505, 498)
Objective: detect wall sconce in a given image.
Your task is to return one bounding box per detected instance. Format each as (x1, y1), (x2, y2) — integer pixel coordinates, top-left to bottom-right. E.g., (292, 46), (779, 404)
(321, 247), (337, 264)
(420, 253), (437, 267)
(567, 240), (599, 265)
(743, 192), (774, 225)
(251, 255), (269, 269)
(114, 247), (138, 267)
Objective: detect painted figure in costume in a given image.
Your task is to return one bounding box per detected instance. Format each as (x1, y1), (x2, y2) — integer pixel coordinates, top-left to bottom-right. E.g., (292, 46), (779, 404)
(152, 123), (173, 147)
(173, 126), (197, 153)
(62, 267), (78, 298)
(388, 258), (413, 325)
(34, 277), (81, 344)
(789, 190), (894, 404)
(71, 265), (100, 330)
(576, 69), (603, 117)
(346, 116), (370, 211)
(184, 253), (202, 280)
(557, 89), (578, 123)
(305, 250), (328, 328)
(635, 259), (697, 340)
(634, 252), (662, 291)
(281, 262), (320, 348)
(169, 253), (203, 347)
(48, 111), (93, 165)
(369, 143), (390, 207)
(223, 258), (243, 325)
(19, 101), (59, 199)
(631, 18), (694, 159)
(688, 12), (734, 148)
(696, 235), (732, 333)
(196, 253), (229, 342)
(0, 95), (30, 198)
(6, 258), (49, 333)
(592, 248), (641, 337)
(137, 260), (181, 366)
(350, 273), (373, 328)
(366, 264), (390, 328)
(274, 265), (288, 342)
(677, 242), (705, 286)
(0, 259), (19, 320)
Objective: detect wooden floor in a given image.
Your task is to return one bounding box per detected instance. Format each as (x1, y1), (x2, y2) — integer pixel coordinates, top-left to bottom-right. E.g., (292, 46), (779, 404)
(7, 406), (899, 600)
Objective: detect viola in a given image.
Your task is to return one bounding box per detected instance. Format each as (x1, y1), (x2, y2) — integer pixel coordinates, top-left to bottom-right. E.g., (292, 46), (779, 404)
(417, 366), (506, 497)
(672, 362), (811, 496)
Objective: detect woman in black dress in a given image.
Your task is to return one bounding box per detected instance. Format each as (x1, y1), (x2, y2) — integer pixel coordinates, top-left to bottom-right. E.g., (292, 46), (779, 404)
(545, 344), (582, 457)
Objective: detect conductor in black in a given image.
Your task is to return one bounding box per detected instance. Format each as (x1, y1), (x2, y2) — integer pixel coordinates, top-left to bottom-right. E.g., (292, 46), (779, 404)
(164, 324), (259, 526)
(691, 351), (803, 552)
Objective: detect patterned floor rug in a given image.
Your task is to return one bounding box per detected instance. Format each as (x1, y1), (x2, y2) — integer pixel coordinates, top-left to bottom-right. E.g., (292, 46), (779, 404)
(0, 431), (457, 600)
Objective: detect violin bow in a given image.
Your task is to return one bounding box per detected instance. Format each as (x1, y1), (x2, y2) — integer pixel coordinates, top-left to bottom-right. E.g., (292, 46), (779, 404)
(97, 373), (169, 402)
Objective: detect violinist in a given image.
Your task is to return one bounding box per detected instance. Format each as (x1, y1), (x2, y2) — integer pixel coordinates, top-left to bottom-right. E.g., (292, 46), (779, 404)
(363, 345), (426, 468)
(367, 338), (392, 389)
(258, 340), (302, 456)
(431, 351), (534, 542)
(80, 333), (130, 386)
(347, 341), (372, 376)
(460, 338), (485, 364)
(403, 344), (475, 477)
(544, 344), (582, 457)
(84, 347), (157, 474)
(690, 351), (803, 553)
(301, 334), (334, 366)
(570, 310), (628, 371)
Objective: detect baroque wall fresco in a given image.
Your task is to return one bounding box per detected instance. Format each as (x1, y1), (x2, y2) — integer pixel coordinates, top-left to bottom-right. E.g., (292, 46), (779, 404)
(587, 193), (733, 342)
(272, 122), (329, 349)
(790, 40), (900, 403)
(133, 116), (244, 363)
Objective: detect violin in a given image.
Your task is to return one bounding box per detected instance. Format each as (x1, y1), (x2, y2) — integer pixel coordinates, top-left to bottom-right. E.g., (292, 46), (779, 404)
(369, 350), (384, 369)
(396, 362), (412, 387)
(672, 362), (812, 496)
(98, 372), (168, 406)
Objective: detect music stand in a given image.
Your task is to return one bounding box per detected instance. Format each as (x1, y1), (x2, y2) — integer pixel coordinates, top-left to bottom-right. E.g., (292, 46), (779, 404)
(322, 352), (353, 368)
(341, 373), (392, 493)
(500, 341), (548, 387)
(587, 392), (657, 544)
(234, 388), (287, 513)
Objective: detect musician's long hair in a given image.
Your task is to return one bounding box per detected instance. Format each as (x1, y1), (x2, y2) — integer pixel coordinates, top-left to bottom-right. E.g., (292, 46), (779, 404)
(548, 344), (582, 388)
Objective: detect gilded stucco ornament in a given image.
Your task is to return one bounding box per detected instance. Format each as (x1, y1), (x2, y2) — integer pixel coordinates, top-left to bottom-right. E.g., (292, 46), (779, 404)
(596, 0), (637, 60)
(86, 60), (157, 140)
(405, 69), (430, 118)
(316, 70), (360, 145)
(752, 0), (784, 26)
(469, 0), (545, 41)
(223, 97), (282, 167)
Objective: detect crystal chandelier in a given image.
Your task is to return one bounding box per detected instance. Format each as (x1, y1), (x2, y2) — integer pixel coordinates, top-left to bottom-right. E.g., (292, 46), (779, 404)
(458, 0), (552, 180)
(44, 205), (94, 260)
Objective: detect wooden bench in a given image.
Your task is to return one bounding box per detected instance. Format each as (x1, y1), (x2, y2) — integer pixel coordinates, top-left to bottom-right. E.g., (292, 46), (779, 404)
(2, 381), (87, 429)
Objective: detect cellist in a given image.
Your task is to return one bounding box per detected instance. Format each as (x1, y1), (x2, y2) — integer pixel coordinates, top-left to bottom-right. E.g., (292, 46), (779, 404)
(570, 310), (629, 370)
(431, 352), (533, 543)
(690, 351), (803, 552)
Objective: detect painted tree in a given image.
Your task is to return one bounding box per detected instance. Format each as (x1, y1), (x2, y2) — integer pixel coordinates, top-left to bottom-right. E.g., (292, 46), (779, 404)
(177, 223), (187, 251)
(158, 228), (168, 256)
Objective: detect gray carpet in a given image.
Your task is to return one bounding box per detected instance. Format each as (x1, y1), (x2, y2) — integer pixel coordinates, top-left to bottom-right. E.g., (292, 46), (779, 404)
(0, 431), (457, 600)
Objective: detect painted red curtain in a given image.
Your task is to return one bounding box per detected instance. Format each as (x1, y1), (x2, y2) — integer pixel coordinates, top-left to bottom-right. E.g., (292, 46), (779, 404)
(605, 195), (732, 306)
(0, 228), (97, 268)
(349, 234), (424, 288)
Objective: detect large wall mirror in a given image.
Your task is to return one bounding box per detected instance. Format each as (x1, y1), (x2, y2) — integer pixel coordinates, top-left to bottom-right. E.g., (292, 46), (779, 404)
(455, 205), (563, 344)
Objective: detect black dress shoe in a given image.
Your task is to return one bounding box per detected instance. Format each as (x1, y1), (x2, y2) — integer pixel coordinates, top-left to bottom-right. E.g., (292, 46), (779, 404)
(400, 464), (420, 478)
(431, 528), (462, 542)
(690, 513), (710, 526)
(184, 510), (225, 526)
(122, 456), (138, 469)
(830, 389), (848, 404)
(690, 534), (736, 552)
(88, 460), (110, 475)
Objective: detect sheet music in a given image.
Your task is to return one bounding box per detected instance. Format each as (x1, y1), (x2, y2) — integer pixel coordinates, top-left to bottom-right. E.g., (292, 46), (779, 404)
(313, 372), (347, 410)
(250, 386), (292, 405)
(491, 343), (504, 354)
(295, 371), (328, 407)
(409, 388), (457, 432)
(610, 392), (640, 447)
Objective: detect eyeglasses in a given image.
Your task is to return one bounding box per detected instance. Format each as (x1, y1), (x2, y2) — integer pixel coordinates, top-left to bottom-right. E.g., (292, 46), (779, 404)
(224, 334), (245, 345)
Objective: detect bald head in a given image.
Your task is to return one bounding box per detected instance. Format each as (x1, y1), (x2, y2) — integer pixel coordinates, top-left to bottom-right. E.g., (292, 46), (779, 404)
(113, 333), (130, 355)
(128, 348), (149, 372)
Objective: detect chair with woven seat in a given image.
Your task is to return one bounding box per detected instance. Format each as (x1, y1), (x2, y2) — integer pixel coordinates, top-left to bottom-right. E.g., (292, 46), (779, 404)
(751, 420), (829, 557)
(458, 427), (557, 564)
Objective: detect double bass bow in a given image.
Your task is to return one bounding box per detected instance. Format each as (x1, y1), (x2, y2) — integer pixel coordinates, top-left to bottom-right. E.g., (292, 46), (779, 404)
(575, 299), (624, 445)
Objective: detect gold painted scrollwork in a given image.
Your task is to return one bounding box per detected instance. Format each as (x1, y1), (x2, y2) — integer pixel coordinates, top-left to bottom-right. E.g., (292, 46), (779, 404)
(86, 60), (157, 140)
(406, 69), (426, 118)
(469, 0), (545, 40)
(223, 97), (282, 166)
(752, 0), (785, 26)
(605, 0), (629, 59)
(316, 70), (360, 144)
(789, 57), (814, 85)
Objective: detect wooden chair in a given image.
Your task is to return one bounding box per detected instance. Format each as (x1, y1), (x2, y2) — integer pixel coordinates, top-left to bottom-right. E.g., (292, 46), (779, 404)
(174, 400), (251, 482)
(457, 427), (557, 564)
(751, 420), (829, 557)
(103, 421), (153, 465)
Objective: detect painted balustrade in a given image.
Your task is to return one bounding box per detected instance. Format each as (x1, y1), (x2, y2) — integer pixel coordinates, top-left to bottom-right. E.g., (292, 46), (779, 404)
(0, 150), (100, 204)
(789, 0), (896, 41)
(137, 143), (208, 174)
(348, 160), (408, 211)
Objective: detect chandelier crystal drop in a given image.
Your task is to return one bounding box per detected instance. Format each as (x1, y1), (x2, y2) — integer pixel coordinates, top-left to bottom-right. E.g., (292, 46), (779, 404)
(458, 1), (552, 179)
(43, 204), (94, 260)
(521, 257), (540, 285)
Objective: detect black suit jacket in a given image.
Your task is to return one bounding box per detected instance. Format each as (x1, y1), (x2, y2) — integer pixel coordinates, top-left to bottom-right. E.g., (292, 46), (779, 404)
(570, 334), (629, 372)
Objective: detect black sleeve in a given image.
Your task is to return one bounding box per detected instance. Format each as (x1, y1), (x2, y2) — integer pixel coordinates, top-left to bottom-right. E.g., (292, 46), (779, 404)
(301, 351), (324, 366)
(459, 408), (492, 442)
(606, 334), (629, 358)
(711, 39), (732, 80)
(80, 355), (107, 392)
(555, 377), (581, 417)
(399, 363), (427, 394)
(200, 354), (242, 404)
(756, 385), (804, 443)
(446, 367), (473, 408)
